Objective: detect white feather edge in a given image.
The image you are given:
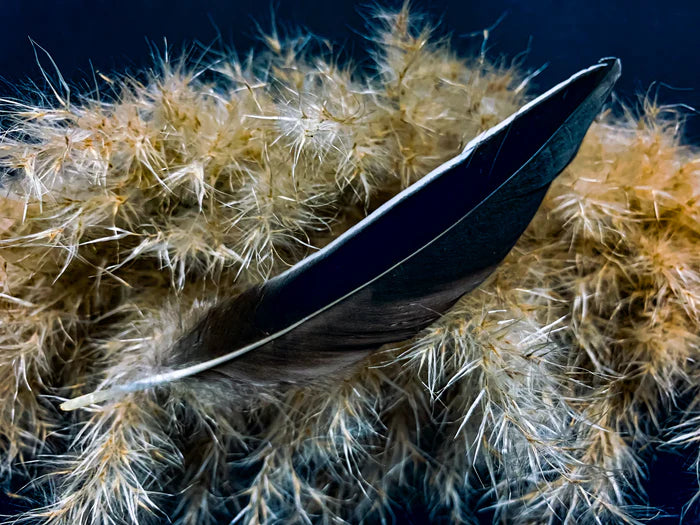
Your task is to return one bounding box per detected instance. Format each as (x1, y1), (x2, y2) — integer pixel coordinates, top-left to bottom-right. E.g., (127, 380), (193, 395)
(60, 59), (618, 411)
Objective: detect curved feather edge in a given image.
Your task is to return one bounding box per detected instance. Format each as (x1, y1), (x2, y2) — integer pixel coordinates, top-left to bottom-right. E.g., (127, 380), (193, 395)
(61, 58), (621, 411)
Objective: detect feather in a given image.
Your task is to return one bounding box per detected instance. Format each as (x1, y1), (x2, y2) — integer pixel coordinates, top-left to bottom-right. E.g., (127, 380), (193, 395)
(61, 58), (621, 411)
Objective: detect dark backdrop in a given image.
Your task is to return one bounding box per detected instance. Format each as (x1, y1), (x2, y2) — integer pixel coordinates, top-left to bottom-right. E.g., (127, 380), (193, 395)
(0, 1), (699, 523)
(2, 0), (699, 140)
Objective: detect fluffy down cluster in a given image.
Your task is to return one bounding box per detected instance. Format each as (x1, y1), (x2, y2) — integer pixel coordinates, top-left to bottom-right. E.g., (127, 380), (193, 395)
(0, 5), (698, 524)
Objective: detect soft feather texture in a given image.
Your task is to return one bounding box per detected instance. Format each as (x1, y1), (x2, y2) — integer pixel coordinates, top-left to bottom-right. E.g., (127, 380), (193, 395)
(60, 58), (620, 410)
(0, 5), (698, 525)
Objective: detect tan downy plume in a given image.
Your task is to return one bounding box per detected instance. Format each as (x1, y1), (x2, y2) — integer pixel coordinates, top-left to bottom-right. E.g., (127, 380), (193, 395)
(59, 58), (620, 412)
(0, 4), (698, 524)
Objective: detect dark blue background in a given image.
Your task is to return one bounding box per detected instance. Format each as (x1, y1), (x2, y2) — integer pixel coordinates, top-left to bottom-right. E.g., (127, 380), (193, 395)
(1, 1), (699, 140)
(0, 1), (699, 523)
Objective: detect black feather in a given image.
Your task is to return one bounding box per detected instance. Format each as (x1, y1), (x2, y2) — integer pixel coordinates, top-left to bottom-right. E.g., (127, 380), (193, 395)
(61, 58), (621, 410)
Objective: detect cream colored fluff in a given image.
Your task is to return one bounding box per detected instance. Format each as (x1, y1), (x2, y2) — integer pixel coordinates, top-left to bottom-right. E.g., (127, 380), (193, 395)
(0, 4), (698, 524)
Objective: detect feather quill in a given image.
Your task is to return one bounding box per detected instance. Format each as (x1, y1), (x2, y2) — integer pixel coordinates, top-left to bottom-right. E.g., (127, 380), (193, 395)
(61, 58), (621, 411)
